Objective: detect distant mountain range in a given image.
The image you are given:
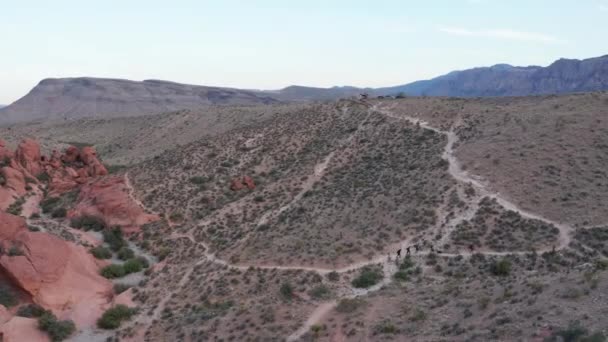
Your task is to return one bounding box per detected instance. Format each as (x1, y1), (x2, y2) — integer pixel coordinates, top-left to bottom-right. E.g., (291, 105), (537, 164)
(2, 54), (607, 124)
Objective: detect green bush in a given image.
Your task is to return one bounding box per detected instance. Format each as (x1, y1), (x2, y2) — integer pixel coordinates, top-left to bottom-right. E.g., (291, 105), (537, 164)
(97, 305), (137, 329)
(491, 259), (512, 276)
(117, 247), (134, 260)
(16, 303), (46, 318)
(0, 285), (18, 307)
(189, 176), (207, 184)
(71, 215), (107, 232)
(336, 298), (365, 313)
(101, 264), (126, 279)
(40, 197), (60, 214)
(38, 312), (76, 341)
(123, 259), (143, 274)
(135, 256), (150, 268)
(352, 266), (383, 288)
(308, 285), (331, 299)
(327, 271), (340, 282)
(102, 227), (126, 251)
(280, 283), (294, 300)
(90, 246), (112, 259)
(393, 270), (409, 282)
(51, 207), (67, 218)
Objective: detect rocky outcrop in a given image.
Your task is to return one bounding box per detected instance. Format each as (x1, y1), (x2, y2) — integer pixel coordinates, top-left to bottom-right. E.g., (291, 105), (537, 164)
(0, 139), (111, 209)
(230, 175), (256, 191)
(0, 316), (50, 342)
(68, 176), (159, 234)
(0, 211), (112, 328)
(13, 139), (43, 176)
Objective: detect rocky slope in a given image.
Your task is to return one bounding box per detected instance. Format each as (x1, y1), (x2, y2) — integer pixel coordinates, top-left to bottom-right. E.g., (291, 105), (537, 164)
(0, 138), (159, 341)
(0, 78), (279, 125)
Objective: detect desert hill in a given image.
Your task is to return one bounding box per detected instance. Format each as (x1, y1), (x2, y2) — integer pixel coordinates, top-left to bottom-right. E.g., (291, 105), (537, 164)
(2, 90), (608, 341)
(0, 77), (279, 124)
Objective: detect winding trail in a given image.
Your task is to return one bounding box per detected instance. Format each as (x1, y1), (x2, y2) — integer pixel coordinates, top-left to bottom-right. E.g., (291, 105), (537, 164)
(123, 103), (579, 341)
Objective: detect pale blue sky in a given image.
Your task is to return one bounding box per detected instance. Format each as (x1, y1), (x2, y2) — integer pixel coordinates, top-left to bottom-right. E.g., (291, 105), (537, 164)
(1, 0), (607, 103)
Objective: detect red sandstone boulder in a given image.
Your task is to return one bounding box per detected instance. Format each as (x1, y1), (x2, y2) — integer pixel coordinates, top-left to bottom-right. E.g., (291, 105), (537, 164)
(243, 175), (255, 190)
(13, 139), (42, 176)
(0, 139), (12, 161)
(61, 146), (80, 164)
(0, 317), (50, 342)
(230, 176), (256, 191)
(68, 176), (159, 234)
(0, 212), (112, 328)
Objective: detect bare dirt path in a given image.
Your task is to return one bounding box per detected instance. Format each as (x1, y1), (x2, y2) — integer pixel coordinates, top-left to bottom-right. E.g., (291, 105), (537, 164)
(123, 102), (578, 341)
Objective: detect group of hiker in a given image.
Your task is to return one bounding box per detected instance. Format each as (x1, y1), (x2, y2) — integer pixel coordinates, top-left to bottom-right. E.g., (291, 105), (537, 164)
(392, 242), (478, 259)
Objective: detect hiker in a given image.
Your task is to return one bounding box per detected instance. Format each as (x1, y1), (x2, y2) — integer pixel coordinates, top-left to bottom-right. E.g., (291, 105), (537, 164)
(406, 246), (411, 255)
(468, 244), (475, 253)
(397, 248), (402, 258)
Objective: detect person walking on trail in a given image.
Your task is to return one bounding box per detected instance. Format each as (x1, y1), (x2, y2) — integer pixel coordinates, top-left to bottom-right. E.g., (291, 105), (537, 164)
(406, 246), (411, 255)
(469, 244), (475, 253)
(397, 248), (402, 258)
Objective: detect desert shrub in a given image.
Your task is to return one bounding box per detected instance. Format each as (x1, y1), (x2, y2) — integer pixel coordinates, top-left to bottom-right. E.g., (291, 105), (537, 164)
(97, 305), (137, 329)
(156, 247), (171, 261)
(8, 245), (24, 256)
(547, 322), (606, 342)
(105, 164), (127, 174)
(374, 320), (399, 334)
(189, 176), (207, 184)
(327, 271), (340, 282)
(135, 256), (150, 268)
(410, 309), (427, 322)
(16, 303), (46, 317)
(490, 259), (512, 276)
(308, 285), (331, 300)
(101, 264), (126, 279)
(102, 227), (126, 251)
(0, 285), (18, 307)
(72, 215), (107, 232)
(352, 266), (383, 288)
(280, 282), (294, 300)
(51, 207), (67, 218)
(123, 258), (143, 274)
(113, 283), (131, 294)
(36, 172), (50, 183)
(90, 246), (112, 259)
(40, 197), (60, 213)
(117, 247), (134, 260)
(38, 312), (76, 341)
(393, 270), (409, 282)
(336, 298), (365, 313)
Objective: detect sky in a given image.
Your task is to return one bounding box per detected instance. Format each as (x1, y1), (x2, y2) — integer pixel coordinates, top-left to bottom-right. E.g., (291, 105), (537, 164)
(1, 0), (607, 104)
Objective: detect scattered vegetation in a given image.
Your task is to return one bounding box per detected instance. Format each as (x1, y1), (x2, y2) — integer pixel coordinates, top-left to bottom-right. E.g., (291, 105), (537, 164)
(352, 266), (383, 288)
(38, 312), (76, 341)
(97, 305), (137, 329)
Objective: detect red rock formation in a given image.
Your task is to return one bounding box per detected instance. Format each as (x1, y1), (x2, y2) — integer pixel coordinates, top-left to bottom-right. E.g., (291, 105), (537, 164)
(68, 176), (159, 234)
(61, 146), (79, 163)
(0, 316), (50, 342)
(0, 211), (112, 328)
(13, 139), (43, 176)
(0, 139), (12, 161)
(243, 175), (256, 190)
(230, 175), (256, 191)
